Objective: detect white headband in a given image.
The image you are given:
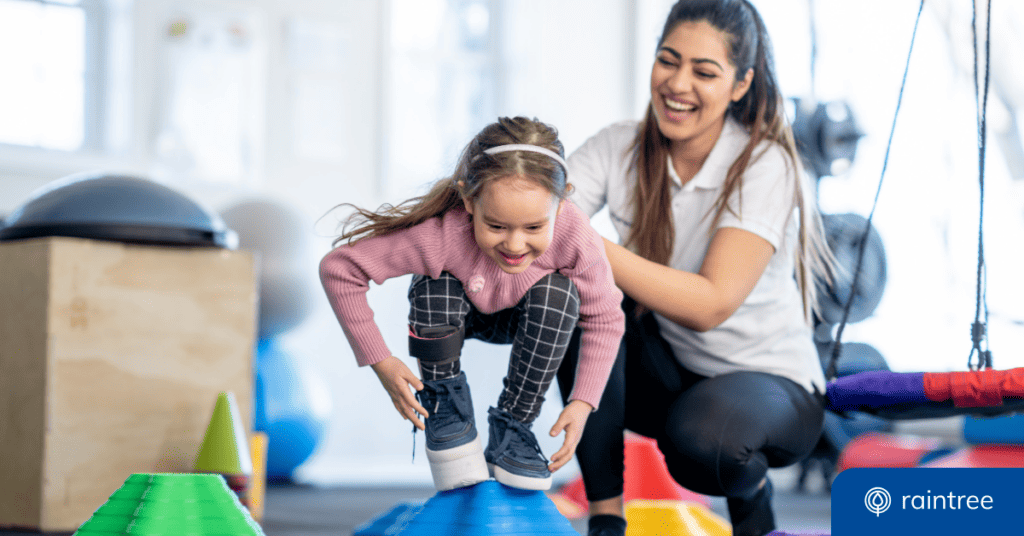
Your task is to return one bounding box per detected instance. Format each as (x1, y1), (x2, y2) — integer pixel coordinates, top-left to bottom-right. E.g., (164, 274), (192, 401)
(483, 144), (568, 173)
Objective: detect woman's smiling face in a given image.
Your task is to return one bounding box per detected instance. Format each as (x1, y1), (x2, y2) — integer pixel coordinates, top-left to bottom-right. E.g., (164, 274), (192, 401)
(650, 20), (753, 148)
(463, 175), (560, 275)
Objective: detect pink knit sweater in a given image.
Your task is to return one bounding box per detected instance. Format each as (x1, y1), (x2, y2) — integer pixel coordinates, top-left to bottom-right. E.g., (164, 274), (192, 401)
(319, 201), (625, 408)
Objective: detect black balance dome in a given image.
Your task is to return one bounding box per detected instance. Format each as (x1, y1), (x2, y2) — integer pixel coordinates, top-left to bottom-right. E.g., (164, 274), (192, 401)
(0, 174), (237, 248)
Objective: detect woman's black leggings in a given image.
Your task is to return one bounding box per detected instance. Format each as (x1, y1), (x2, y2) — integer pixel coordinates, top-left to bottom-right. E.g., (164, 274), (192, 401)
(556, 300), (824, 502)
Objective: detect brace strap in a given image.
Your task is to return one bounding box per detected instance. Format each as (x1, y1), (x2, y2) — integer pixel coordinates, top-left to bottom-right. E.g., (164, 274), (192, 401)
(408, 324), (464, 366)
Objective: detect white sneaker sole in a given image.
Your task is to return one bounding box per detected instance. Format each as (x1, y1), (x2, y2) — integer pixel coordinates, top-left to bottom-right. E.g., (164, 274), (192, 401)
(488, 463), (552, 491)
(425, 436), (489, 491)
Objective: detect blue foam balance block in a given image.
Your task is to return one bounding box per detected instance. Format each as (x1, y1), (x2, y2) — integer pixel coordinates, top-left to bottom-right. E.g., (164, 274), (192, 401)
(397, 480), (579, 535)
(353, 500), (426, 536)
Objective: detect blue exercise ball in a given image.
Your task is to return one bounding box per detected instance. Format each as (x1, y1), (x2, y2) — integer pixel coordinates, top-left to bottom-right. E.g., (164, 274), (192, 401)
(254, 339), (332, 480)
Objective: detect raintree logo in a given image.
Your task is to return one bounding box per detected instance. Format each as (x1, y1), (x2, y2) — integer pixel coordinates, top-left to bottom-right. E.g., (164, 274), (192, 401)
(833, 468), (1020, 536)
(865, 487), (892, 516)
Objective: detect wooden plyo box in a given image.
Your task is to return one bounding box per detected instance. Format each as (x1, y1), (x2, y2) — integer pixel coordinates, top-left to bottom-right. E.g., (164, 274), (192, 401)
(0, 237), (258, 532)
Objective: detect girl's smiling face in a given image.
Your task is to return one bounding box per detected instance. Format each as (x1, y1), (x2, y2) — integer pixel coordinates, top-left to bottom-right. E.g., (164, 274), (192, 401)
(463, 175), (560, 274)
(650, 20), (753, 149)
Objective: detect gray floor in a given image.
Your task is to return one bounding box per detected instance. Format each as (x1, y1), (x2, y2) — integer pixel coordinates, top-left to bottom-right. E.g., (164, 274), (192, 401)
(246, 416), (962, 535)
(0, 467), (831, 535)
(260, 466), (832, 536)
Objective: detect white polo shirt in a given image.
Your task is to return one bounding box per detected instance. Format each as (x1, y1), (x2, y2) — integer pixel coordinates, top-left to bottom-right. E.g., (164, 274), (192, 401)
(568, 118), (825, 394)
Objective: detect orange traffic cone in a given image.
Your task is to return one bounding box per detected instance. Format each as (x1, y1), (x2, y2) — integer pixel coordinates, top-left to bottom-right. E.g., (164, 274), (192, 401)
(553, 434), (709, 517)
(623, 435), (707, 505)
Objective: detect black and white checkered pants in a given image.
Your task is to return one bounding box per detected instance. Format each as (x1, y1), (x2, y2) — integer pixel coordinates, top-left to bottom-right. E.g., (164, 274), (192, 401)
(408, 272), (580, 424)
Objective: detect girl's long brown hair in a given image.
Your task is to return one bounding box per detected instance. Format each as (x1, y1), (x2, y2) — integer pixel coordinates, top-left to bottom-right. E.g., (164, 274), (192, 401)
(628, 0), (833, 322)
(333, 116), (569, 247)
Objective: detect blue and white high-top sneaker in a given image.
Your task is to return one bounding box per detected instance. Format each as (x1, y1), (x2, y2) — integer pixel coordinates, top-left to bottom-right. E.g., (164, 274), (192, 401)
(484, 406), (552, 491)
(415, 372), (489, 491)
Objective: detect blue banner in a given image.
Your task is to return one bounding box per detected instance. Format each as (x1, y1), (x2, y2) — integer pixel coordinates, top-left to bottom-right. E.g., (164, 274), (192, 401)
(832, 468), (1024, 536)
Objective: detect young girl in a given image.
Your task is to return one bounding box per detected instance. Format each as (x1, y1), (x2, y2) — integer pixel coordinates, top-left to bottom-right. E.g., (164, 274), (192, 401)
(320, 116), (624, 492)
(555, 1), (834, 535)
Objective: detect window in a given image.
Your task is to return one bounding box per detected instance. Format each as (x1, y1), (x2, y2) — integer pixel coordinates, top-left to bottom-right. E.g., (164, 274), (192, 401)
(385, 0), (495, 198)
(0, 0), (103, 152)
(148, 6), (264, 184)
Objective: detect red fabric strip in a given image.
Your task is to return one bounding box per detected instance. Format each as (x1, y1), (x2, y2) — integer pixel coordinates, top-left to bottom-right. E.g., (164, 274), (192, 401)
(923, 368), (1024, 407)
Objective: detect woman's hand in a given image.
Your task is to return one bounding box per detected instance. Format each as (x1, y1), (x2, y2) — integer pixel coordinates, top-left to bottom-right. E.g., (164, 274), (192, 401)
(547, 399), (593, 472)
(371, 356), (429, 430)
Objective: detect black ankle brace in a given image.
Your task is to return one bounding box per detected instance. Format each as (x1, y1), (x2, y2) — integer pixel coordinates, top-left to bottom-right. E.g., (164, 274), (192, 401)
(409, 324), (465, 366)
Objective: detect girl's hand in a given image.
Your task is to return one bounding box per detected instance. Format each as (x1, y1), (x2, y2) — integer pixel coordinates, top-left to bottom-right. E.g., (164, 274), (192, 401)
(371, 356), (429, 430)
(547, 399), (593, 472)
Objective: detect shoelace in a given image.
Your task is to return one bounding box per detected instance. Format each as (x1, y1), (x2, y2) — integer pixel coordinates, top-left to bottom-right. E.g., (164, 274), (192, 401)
(411, 380), (473, 463)
(427, 382), (473, 428)
(489, 408), (549, 466)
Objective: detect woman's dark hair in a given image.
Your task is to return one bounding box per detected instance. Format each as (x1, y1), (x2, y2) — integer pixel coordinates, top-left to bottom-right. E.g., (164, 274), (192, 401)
(333, 116), (568, 247)
(629, 0), (832, 321)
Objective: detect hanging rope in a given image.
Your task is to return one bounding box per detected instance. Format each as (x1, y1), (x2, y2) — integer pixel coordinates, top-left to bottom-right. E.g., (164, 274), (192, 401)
(968, 0), (993, 370)
(826, 0), (925, 381)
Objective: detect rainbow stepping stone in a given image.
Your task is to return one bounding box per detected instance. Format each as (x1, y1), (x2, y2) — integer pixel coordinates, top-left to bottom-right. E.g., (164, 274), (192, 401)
(364, 480), (578, 535)
(625, 499), (731, 536)
(73, 473), (265, 535)
(353, 501), (425, 536)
